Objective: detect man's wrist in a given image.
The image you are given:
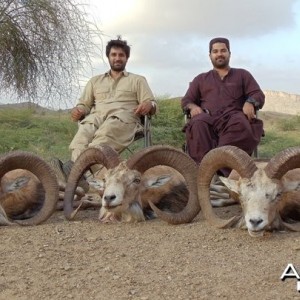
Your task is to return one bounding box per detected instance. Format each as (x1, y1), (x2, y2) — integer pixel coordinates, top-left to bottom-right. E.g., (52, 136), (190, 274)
(246, 98), (259, 107)
(148, 101), (156, 115)
(186, 104), (197, 111)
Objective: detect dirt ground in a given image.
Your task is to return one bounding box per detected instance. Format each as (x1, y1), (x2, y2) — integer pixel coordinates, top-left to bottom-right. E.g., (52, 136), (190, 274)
(1, 206), (300, 300)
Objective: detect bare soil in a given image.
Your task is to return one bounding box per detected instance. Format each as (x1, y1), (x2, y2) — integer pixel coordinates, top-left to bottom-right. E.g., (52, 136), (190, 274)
(1, 207), (300, 300)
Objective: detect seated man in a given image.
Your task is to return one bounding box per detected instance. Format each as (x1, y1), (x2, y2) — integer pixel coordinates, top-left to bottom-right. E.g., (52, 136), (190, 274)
(182, 37), (265, 176)
(52, 37), (156, 186)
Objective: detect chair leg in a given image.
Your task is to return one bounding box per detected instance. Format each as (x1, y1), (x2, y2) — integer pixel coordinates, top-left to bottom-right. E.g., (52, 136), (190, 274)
(182, 142), (188, 154)
(252, 146), (258, 158)
(143, 115), (152, 147)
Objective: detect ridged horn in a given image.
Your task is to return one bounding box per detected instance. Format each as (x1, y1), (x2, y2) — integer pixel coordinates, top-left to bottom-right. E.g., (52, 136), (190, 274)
(264, 147), (300, 231)
(282, 222), (300, 232)
(0, 151), (59, 225)
(0, 205), (15, 226)
(64, 145), (120, 220)
(264, 146), (300, 179)
(126, 145), (199, 224)
(198, 146), (257, 228)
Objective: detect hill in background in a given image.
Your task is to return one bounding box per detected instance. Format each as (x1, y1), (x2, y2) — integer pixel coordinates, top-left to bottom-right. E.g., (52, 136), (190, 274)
(262, 90), (300, 115)
(0, 101), (53, 113)
(1, 90), (299, 115)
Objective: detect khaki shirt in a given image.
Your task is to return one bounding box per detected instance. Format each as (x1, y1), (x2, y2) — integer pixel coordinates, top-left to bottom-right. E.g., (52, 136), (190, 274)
(76, 70), (155, 124)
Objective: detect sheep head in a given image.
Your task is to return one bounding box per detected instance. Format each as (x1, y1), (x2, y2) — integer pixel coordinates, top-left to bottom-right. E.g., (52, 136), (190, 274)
(219, 169), (283, 237)
(100, 162), (178, 223)
(198, 145), (300, 237)
(100, 161), (145, 222)
(64, 145), (199, 224)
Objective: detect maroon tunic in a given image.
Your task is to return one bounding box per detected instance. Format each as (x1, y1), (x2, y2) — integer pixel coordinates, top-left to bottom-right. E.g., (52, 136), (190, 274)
(181, 68), (265, 174)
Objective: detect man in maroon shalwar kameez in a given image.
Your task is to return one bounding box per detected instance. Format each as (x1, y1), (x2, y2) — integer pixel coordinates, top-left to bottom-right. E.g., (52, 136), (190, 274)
(181, 37), (265, 176)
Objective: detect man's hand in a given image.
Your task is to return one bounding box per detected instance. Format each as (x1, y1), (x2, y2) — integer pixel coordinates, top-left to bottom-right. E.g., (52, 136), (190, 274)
(134, 101), (154, 116)
(243, 102), (256, 120)
(71, 107), (85, 122)
(187, 104), (203, 117)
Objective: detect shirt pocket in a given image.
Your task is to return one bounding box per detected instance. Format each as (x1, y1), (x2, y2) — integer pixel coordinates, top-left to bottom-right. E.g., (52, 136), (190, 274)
(115, 89), (137, 101)
(223, 82), (244, 100)
(95, 88), (110, 101)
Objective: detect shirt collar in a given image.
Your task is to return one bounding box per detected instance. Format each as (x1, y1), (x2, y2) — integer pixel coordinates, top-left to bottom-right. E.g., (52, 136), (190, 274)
(212, 67), (231, 73)
(105, 70), (129, 77)
(212, 67), (231, 79)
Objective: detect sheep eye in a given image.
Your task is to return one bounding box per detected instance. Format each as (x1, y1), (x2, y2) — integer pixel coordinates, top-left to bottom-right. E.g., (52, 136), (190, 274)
(133, 178), (141, 184)
(269, 192), (281, 202)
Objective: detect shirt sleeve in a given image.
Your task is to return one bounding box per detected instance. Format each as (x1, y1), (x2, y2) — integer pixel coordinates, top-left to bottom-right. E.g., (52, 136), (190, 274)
(181, 76), (202, 109)
(137, 76), (155, 104)
(76, 79), (96, 115)
(242, 70), (265, 109)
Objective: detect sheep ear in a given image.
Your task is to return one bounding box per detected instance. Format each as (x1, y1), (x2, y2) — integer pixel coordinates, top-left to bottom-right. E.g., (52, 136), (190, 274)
(219, 176), (239, 194)
(5, 176), (30, 192)
(144, 174), (171, 188)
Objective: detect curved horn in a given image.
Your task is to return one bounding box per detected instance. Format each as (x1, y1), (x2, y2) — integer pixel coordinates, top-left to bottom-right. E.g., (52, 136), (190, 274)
(0, 151), (59, 225)
(126, 145), (199, 224)
(198, 145), (258, 228)
(64, 145), (120, 220)
(282, 222), (300, 232)
(0, 205), (15, 226)
(264, 147), (300, 231)
(265, 146), (300, 179)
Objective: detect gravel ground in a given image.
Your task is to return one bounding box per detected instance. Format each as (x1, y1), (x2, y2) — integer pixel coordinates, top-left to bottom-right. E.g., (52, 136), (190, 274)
(1, 208), (300, 300)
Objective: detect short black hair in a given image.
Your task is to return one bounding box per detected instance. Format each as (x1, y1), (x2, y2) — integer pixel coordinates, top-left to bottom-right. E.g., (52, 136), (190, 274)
(209, 37), (230, 53)
(106, 36), (130, 58)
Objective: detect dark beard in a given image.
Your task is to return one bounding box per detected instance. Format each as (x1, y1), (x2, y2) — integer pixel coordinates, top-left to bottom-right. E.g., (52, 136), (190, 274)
(110, 63), (126, 72)
(212, 57), (229, 68)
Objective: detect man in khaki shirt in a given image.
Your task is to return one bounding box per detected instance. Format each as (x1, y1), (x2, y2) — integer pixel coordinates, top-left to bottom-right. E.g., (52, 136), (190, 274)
(51, 37), (156, 186)
(70, 37), (156, 161)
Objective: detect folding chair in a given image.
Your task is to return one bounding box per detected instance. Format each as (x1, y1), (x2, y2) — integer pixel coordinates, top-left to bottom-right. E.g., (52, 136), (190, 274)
(133, 115), (152, 148)
(252, 110), (264, 158)
(125, 115), (152, 154)
(182, 108), (191, 153)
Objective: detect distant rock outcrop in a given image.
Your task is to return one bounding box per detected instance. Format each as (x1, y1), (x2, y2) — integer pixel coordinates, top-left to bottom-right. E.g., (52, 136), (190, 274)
(262, 90), (300, 115)
(0, 101), (54, 113)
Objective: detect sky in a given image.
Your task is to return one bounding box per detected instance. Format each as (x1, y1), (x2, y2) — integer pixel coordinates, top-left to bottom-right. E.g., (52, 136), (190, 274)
(85, 0), (300, 99)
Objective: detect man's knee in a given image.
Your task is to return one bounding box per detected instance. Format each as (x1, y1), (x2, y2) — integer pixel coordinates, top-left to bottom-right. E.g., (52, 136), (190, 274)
(71, 148), (85, 162)
(185, 117), (210, 140)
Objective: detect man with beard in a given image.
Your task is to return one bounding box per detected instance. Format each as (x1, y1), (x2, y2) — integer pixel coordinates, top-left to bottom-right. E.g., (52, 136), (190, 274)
(69, 37), (156, 161)
(52, 37), (156, 184)
(181, 37), (265, 176)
